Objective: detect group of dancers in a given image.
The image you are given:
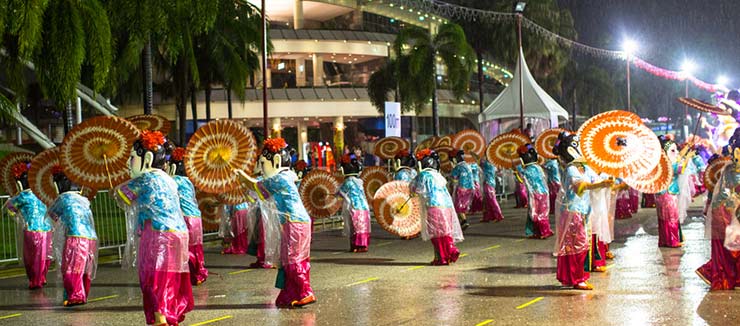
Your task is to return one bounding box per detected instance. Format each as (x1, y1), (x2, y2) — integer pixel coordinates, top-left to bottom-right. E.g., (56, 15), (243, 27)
(7, 120), (740, 325)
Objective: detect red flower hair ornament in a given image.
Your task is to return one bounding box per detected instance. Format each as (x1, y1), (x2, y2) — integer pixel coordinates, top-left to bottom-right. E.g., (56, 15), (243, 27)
(416, 148), (433, 160)
(140, 130), (166, 152)
(171, 147), (186, 162)
(12, 162), (30, 179)
(263, 138), (288, 154)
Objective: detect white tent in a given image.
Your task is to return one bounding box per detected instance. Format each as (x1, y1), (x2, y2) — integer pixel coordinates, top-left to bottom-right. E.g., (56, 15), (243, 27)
(478, 48), (569, 127)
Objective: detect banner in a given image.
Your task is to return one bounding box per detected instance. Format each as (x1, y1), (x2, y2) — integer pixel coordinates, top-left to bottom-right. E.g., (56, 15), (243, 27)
(385, 102), (401, 137)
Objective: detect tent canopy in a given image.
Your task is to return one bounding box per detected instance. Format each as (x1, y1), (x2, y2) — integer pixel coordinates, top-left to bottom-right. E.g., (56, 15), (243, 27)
(478, 47), (569, 127)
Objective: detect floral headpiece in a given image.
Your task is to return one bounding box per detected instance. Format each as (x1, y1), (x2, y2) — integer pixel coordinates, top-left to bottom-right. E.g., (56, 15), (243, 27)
(416, 148), (433, 160)
(140, 130), (166, 152)
(12, 162), (30, 179)
(170, 147), (186, 163)
(263, 138), (288, 154)
(51, 164), (65, 176)
(395, 149), (410, 159)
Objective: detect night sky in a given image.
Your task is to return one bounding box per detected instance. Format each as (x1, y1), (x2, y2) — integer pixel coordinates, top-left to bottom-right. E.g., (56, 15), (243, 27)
(562, 0), (740, 89)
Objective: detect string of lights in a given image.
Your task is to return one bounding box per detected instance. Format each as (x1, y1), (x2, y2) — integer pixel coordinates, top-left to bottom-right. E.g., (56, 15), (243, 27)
(385, 0), (726, 93)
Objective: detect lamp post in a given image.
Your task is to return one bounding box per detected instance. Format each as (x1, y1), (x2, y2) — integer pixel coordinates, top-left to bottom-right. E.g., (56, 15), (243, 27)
(514, 2), (526, 129)
(261, 0), (269, 138)
(681, 59), (696, 140)
(622, 39), (637, 112)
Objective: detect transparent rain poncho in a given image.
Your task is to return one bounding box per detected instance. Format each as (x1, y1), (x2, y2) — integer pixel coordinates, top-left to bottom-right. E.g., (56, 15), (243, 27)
(590, 173), (613, 244)
(5, 189), (52, 265)
(677, 160), (695, 224)
(708, 165), (740, 250)
(219, 204), (233, 240)
(114, 169), (189, 273)
(410, 169), (464, 243)
(48, 192), (99, 280)
(338, 176), (370, 237)
(555, 164), (598, 257)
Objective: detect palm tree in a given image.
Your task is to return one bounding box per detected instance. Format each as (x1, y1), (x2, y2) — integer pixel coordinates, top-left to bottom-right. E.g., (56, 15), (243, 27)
(195, 0), (263, 122)
(0, 0), (112, 119)
(394, 23), (474, 136)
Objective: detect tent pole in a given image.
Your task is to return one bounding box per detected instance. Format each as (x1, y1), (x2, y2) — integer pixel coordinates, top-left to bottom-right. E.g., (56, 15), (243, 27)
(516, 14), (524, 128)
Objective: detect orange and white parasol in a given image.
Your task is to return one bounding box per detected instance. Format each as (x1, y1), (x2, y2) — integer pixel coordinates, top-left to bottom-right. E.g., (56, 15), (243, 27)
(0, 152), (35, 195)
(451, 129), (486, 159)
(372, 181), (422, 238)
(360, 166), (391, 203)
(624, 152), (673, 194)
(127, 114), (172, 134)
(298, 169), (342, 219)
(485, 132), (529, 170)
(704, 157), (732, 193)
(535, 128), (567, 160)
(374, 137), (410, 160)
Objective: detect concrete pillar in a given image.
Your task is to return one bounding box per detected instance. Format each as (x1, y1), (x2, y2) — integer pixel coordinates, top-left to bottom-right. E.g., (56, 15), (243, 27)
(271, 117), (281, 139)
(266, 67), (272, 89)
(295, 58), (306, 87)
(312, 54), (324, 87)
(297, 120), (308, 161)
(294, 0), (304, 29)
(333, 116), (344, 155)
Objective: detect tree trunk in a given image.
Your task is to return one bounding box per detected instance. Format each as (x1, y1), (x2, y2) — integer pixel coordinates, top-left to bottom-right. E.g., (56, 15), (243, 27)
(432, 77), (439, 137)
(205, 85), (211, 122)
(477, 49), (485, 113)
(227, 86), (233, 119)
(142, 37), (153, 115)
(174, 59), (189, 144)
(190, 87), (198, 133)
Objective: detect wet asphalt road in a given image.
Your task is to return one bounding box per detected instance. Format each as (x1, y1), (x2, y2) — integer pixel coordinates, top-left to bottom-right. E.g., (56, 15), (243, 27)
(0, 200), (736, 326)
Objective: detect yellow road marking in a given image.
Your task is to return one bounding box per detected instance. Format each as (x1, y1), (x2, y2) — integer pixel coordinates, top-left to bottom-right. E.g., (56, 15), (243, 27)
(406, 266), (425, 271)
(376, 242), (392, 247)
(346, 277), (379, 286)
(0, 313), (21, 320)
(516, 297), (544, 309)
(459, 253), (469, 258)
(190, 315), (233, 326)
(88, 294), (119, 303)
(228, 269), (253, 275)
(482, 245), (501, 251)
(515, 239), (526, 242)
(475, 319), (494, 326)
(605, 264), (615, 270)
(331, 251), (345, 255)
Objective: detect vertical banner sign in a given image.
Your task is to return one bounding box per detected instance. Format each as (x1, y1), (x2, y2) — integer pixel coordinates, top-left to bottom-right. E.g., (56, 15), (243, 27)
(385, 102), (401, 137)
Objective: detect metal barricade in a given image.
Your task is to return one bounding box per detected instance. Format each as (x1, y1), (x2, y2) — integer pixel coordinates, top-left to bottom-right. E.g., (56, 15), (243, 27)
(0, 195), (19, 263)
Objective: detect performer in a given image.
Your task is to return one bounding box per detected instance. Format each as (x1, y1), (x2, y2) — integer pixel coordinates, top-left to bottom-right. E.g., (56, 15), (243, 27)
(696, 135), (740, 290)
(613, 180), (633, 219)
(690, 147), (707, 197)
(450, 150), (474, 230)
(514, 175), (529, 208)
(655, 135), (690, 248)
(114, 130), (193, 325)
(236, 138), (315, 307)
(338, 153), (371, 252)
(642, 193), (656, 208)
(221, 202), (249, 255)
(4, 161), (52, 289)
(47, 166), (98, 306)
(480, 157), (504, 222)
(469, 157), (483, 213)
(702, 154), (722, 217)
(516, 144), (553, 239)
(590, 173), (615, 272)
(410, 149), (463, 265)
(168, 147), (208, 285)
(553, 132), (613, 290)
(542, 158), (561, 214)
(247, 198), (278, 269)
(393, 150), (418, 182)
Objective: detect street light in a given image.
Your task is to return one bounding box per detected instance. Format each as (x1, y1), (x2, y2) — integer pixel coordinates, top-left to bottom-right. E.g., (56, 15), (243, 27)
(622, 38), (638, 111)
(717, 75), (729, 87)
(514, 2), (526, 128)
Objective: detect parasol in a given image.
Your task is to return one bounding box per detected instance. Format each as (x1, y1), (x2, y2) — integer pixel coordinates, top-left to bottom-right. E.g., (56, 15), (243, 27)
(28, 148), (62, 206)
(451, 129), (486, 159)
(578, 110), (661, 179)
(185, 120), (258, 194)
(433, 135), (452, 148)
(415, 137), (438, 155)
(127, 114), (172, 134)
(298, 169), (342, 219)
(374, 137), (410, 160)
(372, 181), (422, 237)
(333, 170), (345, 184)
(217, 186), (256, 206)
(196, 190), (223, 231)
(624, 152), (673, 194)
(704, 157), (732, 193)
(678, 97), (730, 116)
(0, 152), (35, 196)
(435, 145), (454, 173)
(360, 166), (391, 203)
(486, 132), (530, 170)
(60, 116), (140, 190)
(535, 128), (567, 160)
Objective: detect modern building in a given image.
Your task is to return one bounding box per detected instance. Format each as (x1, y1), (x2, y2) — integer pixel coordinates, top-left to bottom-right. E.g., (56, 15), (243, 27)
(110, 0), (514, 161)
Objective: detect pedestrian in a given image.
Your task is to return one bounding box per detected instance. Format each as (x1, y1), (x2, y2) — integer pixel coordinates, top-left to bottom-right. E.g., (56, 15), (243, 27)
(553, 132), (612, 290)
(114, 130), (193, 325)
(168, 146), (209, 285)
(338, 153), (371, 252)
(480, 156), (504, 222)
(410, 149), (463, 266)
(516, 144), (553, 239)
(236, 138), (316, 308)
(47, 166), (98, 306)
(4, 161), (52, 290)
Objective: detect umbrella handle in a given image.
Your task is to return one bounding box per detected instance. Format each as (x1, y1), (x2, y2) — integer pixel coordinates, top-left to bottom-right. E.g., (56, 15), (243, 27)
(103, 154), (114, 190)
